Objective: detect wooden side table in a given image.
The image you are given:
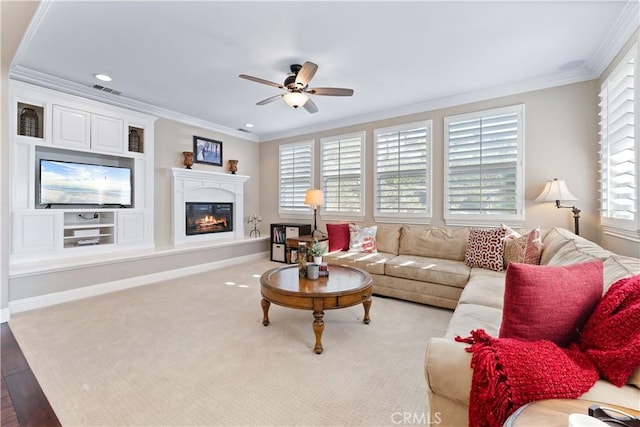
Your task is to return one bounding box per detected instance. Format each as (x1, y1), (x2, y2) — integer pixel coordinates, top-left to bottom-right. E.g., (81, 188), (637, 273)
(504, 399), (640, 426)
(286, 235), (328, 263)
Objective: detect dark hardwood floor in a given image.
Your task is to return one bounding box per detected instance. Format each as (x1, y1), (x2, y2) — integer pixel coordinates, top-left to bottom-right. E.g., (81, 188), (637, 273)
(1, 323), (60, 427)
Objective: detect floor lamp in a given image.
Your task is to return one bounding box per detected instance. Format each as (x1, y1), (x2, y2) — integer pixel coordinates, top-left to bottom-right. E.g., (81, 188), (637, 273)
(535, 178), (581, 235)
(304, 189), (324, 238)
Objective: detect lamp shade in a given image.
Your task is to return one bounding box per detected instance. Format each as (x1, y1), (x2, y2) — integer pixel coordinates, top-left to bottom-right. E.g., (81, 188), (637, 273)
(283, 92), (309, 108)
(535, 178), (578, 202)
(304, 189), (324, 207)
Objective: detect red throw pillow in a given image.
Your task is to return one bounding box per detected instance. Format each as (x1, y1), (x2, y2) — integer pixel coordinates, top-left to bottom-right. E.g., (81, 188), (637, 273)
(326, 223), (350, 252)
(499, 261), (603, 347)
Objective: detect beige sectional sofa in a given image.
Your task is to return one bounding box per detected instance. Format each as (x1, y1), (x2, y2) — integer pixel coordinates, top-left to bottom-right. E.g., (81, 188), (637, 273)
(323, 225), (640, 426)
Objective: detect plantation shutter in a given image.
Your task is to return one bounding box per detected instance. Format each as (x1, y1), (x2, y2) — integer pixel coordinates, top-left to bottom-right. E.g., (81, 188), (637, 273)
(321, 132), (364, 217)
(444, 105), (524, 225)
(279, 141), (313, 213)
(374, 122), (431, 221)
(599, 45), (639, 236)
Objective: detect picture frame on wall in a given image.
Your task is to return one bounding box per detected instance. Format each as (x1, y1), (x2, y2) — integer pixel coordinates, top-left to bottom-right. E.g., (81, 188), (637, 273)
(193, 136), (223, 166)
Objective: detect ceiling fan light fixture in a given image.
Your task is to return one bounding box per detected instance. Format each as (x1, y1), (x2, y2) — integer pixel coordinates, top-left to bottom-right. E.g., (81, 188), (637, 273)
(283, 92), (308, 108)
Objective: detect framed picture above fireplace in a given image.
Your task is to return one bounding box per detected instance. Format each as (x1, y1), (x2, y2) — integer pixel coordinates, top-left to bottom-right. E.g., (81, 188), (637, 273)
(194, 136), (223, 166)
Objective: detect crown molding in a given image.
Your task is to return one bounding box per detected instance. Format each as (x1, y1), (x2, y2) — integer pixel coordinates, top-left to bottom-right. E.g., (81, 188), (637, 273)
(9, 67), (260, 143)
(588, 0), (640, 76)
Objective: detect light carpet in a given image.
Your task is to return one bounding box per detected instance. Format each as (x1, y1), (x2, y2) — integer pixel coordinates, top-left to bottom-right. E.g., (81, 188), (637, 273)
(9, 259), (452, 426)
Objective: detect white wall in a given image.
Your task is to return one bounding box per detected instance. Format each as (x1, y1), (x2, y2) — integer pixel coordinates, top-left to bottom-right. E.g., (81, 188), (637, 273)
(259, 80), (604, 245)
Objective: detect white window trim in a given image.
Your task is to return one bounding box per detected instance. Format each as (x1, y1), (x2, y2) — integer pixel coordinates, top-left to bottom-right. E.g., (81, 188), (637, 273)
(320, 131), (366, 222)
(443, 104), (525, 227)
(600, 43), (640, 242)
(373, 121), (432, 225)
(278, 140), (314, 220)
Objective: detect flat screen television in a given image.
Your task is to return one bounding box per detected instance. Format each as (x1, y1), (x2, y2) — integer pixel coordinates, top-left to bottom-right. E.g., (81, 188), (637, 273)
(39, 159), (132, 207)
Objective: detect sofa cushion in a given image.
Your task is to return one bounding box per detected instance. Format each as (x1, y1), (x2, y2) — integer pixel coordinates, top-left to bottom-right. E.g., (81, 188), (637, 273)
(399, 225), (469, 261)
(464, 227), (506, 272)
(539, 228), (572, 265)
(499, 261), (603, 347)
(547, 240), (602, 266)
(445, 303), (503, 339)
(349, 224), (377, 253)
(375, 224), (402, 255)
(326, 223), (350, 252)
(385, 255), (471, 288)
(322, 251), (392, 275)
(604, 256), (636, 293)
(458, 270), (506, 310)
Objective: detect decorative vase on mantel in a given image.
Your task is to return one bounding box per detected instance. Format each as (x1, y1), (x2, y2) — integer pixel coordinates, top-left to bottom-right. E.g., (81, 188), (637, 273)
(228, 159), (239, 174)
(183, 151), (194, 169)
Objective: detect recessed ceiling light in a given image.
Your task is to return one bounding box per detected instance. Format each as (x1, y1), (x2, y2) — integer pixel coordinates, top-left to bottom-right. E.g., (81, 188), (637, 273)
(245, 123), (254, 128)
(93, 73), (112, 82)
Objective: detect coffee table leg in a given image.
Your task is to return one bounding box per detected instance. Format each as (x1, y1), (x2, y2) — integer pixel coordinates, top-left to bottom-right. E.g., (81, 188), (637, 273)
(363, 297), (371, 324)
(261, 298), (270, 326)
(313, 310), (324, 354)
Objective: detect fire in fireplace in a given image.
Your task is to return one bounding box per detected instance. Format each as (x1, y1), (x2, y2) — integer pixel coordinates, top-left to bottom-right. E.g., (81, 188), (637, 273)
(185, 202), (233, 236)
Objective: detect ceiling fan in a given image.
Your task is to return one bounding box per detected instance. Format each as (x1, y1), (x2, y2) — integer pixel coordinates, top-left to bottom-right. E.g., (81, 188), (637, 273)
(239, 61), (354, 114)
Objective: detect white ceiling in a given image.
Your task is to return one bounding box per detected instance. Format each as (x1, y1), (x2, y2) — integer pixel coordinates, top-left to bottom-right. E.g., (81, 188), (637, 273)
(10, 1), (639, 142)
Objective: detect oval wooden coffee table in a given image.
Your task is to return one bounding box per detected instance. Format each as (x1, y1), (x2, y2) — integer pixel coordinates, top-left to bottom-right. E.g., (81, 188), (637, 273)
(260, 264), (373, 354)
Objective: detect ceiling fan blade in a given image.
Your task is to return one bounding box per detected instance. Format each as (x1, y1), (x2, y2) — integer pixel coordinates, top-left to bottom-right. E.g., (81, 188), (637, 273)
(256, 94), (283, 106)
(306, 87), (354, 96)
(302, 98), (318, 114)
(295, 62), (318, 87)
(239, 74), (284, 89)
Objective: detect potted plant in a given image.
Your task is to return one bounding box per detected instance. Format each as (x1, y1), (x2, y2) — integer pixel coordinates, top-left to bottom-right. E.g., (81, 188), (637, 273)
(307, 239), (327, 264)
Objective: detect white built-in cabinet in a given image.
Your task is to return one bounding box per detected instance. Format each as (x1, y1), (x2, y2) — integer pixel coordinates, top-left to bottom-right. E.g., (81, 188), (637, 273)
(10, 80), (156, 265)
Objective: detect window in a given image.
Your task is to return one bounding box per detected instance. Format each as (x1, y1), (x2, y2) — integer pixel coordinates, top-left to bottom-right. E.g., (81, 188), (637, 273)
(373, 121), (432, 223)
(444, 104), (524, 226)
(320, 132), (365, 219)
(599, 44), (639, 241)
(279, 140), (313, 216)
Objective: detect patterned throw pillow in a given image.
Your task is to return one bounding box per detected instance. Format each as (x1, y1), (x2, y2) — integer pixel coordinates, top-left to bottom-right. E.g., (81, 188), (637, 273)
(464, 227), (507, 271)
(349, 224), (378, 253)
(503, 227), (543, 267)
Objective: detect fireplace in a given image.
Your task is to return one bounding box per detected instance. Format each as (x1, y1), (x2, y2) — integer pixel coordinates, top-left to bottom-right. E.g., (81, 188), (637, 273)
(185, 202), (233, 236)
(171, 168), (248, 244)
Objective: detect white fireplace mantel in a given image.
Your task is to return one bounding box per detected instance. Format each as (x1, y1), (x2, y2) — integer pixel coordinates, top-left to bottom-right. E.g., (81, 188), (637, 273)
(170, 168), (249, 245)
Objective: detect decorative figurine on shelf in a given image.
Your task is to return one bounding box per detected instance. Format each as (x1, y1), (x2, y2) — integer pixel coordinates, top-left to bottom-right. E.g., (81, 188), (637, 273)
(248, 213), (262, 237)
(228, 159), (239, 174)
(183, 151), (194, 169)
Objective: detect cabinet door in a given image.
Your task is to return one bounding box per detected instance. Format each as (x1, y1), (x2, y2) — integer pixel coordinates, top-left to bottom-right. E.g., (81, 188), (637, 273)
(91, 114), (124, 153)
(52, 105), (90, 149)
(117, 211), (147, 245)
(12, 212), (60, 254)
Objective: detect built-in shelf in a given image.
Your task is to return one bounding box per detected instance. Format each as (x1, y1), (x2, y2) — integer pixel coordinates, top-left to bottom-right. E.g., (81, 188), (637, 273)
(62, 211), (115, 248)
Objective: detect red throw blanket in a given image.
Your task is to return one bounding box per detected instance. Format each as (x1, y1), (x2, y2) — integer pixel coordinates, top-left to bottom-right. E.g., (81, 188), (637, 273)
(456, 275), (640, 427)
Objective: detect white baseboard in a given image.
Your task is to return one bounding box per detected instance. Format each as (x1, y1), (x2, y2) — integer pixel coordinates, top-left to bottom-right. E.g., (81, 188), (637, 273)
(9, 252), (269, 314)
(1, 308), (10, 323)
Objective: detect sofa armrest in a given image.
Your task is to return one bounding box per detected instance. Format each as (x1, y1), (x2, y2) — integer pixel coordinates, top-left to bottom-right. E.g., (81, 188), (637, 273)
(425, 337), (473, 406)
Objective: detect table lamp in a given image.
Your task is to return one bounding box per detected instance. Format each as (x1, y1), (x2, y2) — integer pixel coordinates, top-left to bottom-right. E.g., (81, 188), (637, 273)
(535, 178), (581, 235)
(304, 189), (324, 238)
